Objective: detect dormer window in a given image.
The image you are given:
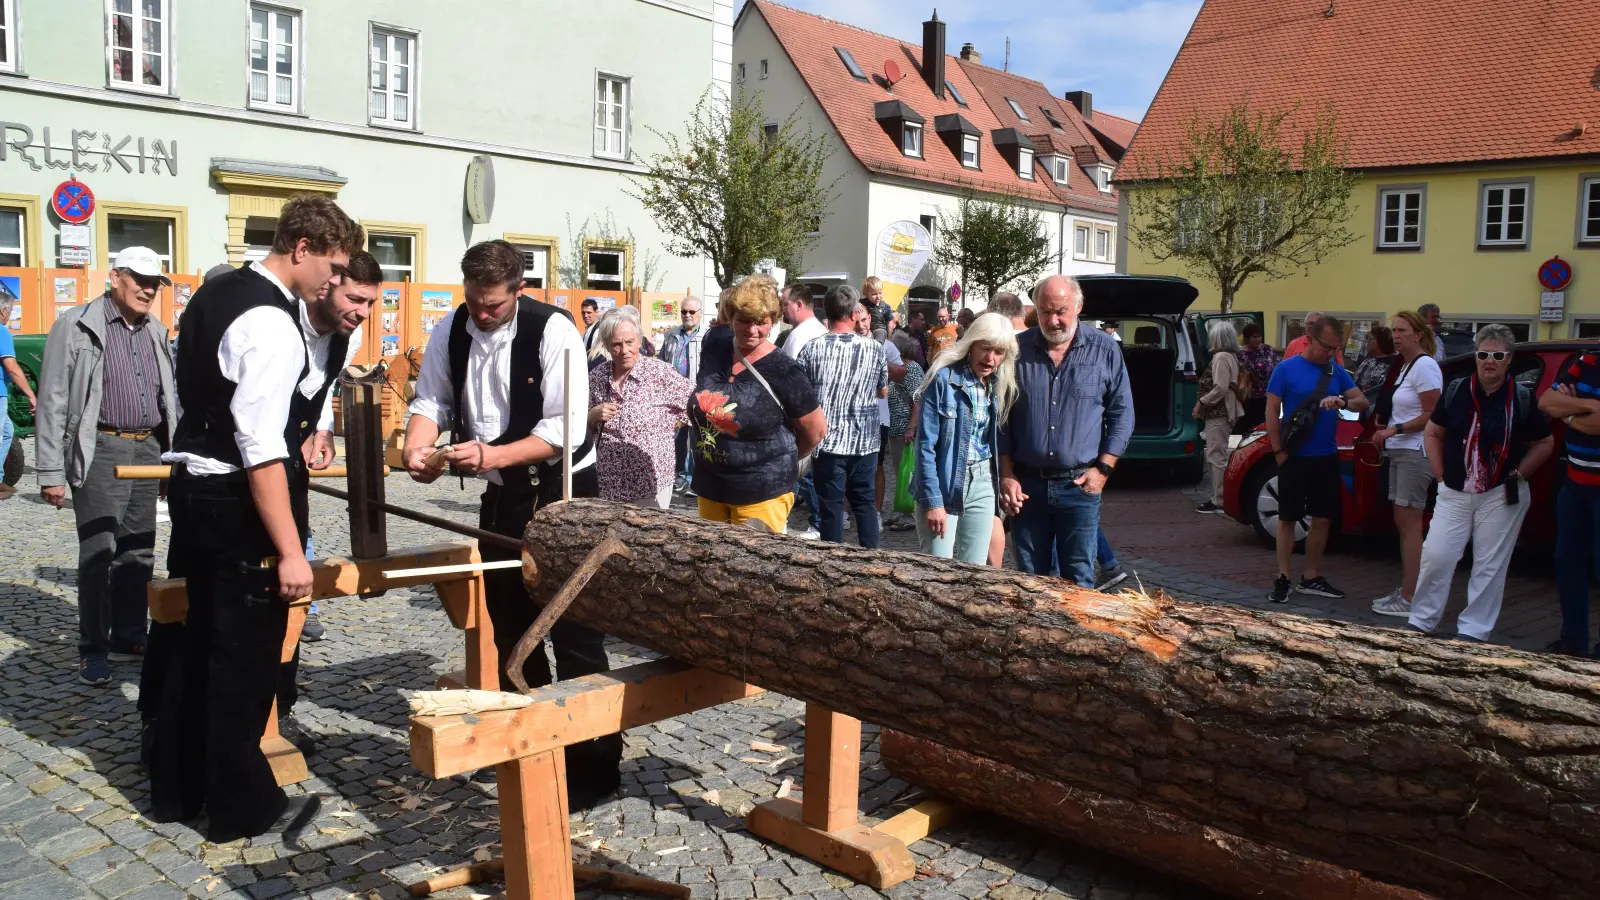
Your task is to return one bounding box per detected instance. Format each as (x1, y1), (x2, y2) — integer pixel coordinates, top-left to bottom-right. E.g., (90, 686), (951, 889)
(1043, 154), (1069, 185)
(1018, 147), (1035, 180)
(1005, 98), (1029, 121)
(936, 113), (981, 169)
(1096, 165), (1114, 192)
(961, 134), (980, 167)
(876, 99), (926, 160)
(991, 128), (1036, 181)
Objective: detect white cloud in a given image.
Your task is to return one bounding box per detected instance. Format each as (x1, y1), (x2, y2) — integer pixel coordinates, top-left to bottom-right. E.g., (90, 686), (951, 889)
(774, 0), (1201, 120)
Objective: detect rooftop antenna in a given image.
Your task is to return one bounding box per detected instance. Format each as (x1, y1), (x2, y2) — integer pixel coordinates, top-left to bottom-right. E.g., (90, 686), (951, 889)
(1004, 36), (1010, 71)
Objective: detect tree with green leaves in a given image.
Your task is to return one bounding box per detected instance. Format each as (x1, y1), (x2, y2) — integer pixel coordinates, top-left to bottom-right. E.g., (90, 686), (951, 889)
(1127, 104), (1357, 313)
(931, 192), (1056, 304)
(629, 89), (838, 290)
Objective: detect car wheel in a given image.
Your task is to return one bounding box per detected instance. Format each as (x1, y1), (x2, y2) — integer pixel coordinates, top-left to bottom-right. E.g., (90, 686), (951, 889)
(3, 437), (21, 487)
(1241, 460), (1309, 550)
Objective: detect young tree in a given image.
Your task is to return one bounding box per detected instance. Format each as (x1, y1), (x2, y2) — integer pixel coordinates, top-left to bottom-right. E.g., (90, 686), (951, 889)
(629, 89), (838, 289)
(1127, 105), (1357, 313)
(931, 192), (1056, 303)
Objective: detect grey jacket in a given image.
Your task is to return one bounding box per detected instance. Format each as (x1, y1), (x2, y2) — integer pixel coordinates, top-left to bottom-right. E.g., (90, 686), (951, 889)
(35, 294), (176, 489)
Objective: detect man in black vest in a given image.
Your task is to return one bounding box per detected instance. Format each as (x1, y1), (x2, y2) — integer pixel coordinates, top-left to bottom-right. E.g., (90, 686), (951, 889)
(404, 240), (620, 810)
(147, 196), (365, 841)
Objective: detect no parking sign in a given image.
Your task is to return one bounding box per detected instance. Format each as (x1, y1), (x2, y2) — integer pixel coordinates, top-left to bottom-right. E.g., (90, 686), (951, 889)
(51, 177), (96, 225)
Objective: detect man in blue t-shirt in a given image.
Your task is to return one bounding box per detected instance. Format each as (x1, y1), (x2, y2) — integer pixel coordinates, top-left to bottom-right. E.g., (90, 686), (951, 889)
(1263, 315), (1369, 603)
(0, 309), (40, 498)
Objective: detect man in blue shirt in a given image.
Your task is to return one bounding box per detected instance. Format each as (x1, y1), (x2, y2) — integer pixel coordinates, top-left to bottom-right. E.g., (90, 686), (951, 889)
(998, 275), (1134, 585)
(1264, 315), (1368, 602)
(0, 296), (40, 499)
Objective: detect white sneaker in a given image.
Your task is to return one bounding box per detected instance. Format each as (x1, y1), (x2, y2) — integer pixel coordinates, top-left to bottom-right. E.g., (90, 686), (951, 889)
(1371, 590), (1412, 618)
(794, 528), (820, 540)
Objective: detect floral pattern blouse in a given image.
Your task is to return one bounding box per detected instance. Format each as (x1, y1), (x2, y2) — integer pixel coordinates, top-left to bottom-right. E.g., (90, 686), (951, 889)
(1235, 344), (1280, 401)
(588, 356), (692, 502)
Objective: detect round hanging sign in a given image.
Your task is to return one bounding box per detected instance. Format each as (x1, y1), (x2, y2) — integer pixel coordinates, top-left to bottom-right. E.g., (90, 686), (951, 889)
(1539, 256), (1573, 291)
(51, 177), (96, 225)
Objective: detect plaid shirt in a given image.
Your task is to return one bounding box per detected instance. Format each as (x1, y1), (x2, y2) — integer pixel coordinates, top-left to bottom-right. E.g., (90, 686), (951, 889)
(97, 296), (166, 431)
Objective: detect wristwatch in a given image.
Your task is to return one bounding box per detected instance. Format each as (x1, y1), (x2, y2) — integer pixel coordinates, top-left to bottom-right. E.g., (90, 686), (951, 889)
(1093, 460), (1115, 477)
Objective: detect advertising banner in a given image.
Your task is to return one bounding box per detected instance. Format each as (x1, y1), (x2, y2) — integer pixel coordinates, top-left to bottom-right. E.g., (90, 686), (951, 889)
(873, 220), (934, 310)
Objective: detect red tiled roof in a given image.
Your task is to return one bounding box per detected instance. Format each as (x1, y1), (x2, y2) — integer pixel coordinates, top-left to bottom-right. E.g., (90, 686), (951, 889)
(745, 0), (1060, 205)
(955, 59), (1120, 215)
(1123, 0), (1600, 178)
(1082, 111), (1138, 155)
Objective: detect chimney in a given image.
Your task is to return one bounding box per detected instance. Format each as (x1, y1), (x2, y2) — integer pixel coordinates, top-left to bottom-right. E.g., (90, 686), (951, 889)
(923, 10), (946, 99)
(960, 42), (981, 64)
(1063, 90), (1093, 119)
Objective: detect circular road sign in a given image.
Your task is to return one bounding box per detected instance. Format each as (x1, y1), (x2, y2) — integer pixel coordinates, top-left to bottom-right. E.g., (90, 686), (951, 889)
(51, 178), (96, 225)
(1539, 256), (1573, 292)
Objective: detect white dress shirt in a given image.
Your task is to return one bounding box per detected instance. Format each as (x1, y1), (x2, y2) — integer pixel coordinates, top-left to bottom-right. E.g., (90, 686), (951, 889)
(164, 262), (359, 475)
(409, 304), (593, 485)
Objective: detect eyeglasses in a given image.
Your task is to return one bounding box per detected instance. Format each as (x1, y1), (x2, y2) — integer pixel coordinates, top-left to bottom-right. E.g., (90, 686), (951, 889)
(682, 309), (700, 316)
(1476, 350), (1510, 361)
(1313, 338), (1339, 353)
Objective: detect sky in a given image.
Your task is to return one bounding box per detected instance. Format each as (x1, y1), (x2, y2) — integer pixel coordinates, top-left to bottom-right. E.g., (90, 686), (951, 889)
(773, 0), (1203, 122)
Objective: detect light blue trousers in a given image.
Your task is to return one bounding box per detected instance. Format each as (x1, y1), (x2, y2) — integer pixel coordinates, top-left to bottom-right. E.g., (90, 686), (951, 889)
(916, 458), (996, 564)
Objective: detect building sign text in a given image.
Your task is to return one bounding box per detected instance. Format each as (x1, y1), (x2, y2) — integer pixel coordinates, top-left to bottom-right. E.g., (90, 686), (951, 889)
(1, 123), (178, 177)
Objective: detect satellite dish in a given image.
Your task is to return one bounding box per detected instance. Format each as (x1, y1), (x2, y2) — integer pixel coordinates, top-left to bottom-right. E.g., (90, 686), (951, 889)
(884, 59), (903, 85)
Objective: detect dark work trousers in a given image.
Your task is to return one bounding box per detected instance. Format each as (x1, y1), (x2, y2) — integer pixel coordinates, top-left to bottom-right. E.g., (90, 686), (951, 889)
(145, 473), (291, 838)
(477, 463), (622, 804)
(813, 451), (881, 547)
(73, 433), (159, 659)
(1555, 480), (1600, 653)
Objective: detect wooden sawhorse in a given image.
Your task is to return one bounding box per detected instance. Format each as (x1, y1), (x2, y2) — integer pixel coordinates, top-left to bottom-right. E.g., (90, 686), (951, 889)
(146, 541), (493, 786)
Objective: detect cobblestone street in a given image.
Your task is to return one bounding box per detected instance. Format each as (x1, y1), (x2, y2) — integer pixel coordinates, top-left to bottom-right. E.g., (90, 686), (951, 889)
(0, 437), (1214, 900)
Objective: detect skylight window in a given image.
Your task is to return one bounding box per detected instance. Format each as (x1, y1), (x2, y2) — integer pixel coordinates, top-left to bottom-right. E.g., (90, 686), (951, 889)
(1006, 98), (1029, 121)
(946, 80), (967, 106)
(835, 47), (867, 81)
(1041, 107), (1062, 130)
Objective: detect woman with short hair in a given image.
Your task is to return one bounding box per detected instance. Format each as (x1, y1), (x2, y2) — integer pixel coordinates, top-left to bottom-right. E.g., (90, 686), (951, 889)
(1234, 322), (1278, 432)
(912, 313), (1019, 562)
(1408, 325), (1552, 640)
(1370, 309), (1444, 618)
(588, 308), (693, 509)
(689, 275), (827, 532)
(1352, 325), (1398, 398)
(1195, 320), (1244, 514)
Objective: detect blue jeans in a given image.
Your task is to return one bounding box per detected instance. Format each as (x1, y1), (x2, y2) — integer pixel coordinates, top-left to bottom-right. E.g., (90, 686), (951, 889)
(1555, 481), (1600, 652)
(0, 415), (11, 469)
(1011, 472), (1101, 586)
(1096, 527), (1117, 568)
(814, 451), (880, 548)
(795, 471), (821, 531)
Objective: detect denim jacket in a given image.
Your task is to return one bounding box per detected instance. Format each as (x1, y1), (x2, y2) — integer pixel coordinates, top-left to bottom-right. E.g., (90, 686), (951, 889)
(913, 362), (999, 513)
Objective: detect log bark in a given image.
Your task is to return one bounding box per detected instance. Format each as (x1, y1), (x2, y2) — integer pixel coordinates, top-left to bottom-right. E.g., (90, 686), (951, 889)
(879, 730), (1435, 900)
(522, 500), (1600, 900)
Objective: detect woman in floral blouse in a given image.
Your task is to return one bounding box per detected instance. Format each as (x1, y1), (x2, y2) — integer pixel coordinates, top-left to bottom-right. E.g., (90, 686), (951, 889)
(1234, 322), (1279, 432)
(588, 308), (693, 508)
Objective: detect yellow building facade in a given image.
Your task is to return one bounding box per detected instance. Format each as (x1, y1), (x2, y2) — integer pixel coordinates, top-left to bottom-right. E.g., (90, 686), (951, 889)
(1122, 160), (1600, 347)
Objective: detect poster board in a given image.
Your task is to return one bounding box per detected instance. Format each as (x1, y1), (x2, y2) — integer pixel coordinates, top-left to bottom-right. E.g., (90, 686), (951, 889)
(407, 283), (462, 361)
(0, 267), (41, 335)
(42, 269), (88, 333)
(166, 274), (200, 331)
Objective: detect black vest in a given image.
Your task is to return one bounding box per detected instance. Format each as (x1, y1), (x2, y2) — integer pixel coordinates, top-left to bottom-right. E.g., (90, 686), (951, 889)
(447, 297), (589, 493)
(172, 266), (347, 485)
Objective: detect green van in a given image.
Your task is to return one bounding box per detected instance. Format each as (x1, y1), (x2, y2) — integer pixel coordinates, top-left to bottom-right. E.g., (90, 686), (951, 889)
(1076, 274), (1259, 481)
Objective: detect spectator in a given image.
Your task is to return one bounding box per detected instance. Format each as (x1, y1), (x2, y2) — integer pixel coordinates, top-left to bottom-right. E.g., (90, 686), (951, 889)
(956, 308), (975, 337)
(1351, 326), (1397, 398)
(662, 296), (706, 494)
(1235, 322), (1278, 432)
(907, 309), (930, 366)
(998, 275), (1133, 585)
(860, 276), (893, 333)
(35, 248), (175, 685)
(883, 330), (923, 531)
(1024, 306), (1039, 329)
(0, 294), (38, 500)
(1264, 315), (1370, 602)
(1409, 326), (1553, 641)
(874, 325), (909, 524)
(1418, 303), (1445, 362)
(780, 284), (826, 538)
(853, 302), (872, 337)
(580, 298), (601, 352)
(1284, 312), (1346, 368)
(1195, 320), (1244, 515)
(1539, 343), (1600, 656)
(800, 286), (888, 547)
(1101, 321), (1122, 342)
(927, 306), (960, 359)
(690, 275), (826, 532)
(913, 312), (1017, 562)
(987, 292), (1026, 332)
(588, 308), (692, 509)
(1369, 310), (1442, 618)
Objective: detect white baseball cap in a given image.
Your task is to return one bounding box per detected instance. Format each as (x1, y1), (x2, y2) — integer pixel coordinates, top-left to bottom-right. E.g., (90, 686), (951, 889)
(110, 246), (173, 285)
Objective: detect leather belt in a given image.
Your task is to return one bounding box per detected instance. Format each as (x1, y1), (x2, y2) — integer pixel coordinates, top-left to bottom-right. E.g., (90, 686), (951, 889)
(98, 427), (156, 441)
(1014, 461), (1092, 479)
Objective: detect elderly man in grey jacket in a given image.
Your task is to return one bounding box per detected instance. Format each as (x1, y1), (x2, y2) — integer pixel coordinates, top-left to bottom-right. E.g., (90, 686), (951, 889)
(36, 247), (177, 686)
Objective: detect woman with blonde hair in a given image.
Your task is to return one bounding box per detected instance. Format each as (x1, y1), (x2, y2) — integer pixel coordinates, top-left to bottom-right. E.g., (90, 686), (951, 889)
(911, 312), (1019, 562)
(688, 275), (827, 532)
(1195, 320), (1244, 514)
(1370, 308), (1443, 618)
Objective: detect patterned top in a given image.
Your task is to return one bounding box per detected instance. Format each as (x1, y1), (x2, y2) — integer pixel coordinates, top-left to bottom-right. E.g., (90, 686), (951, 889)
(799, 332), (887, 457)
(961, 373), (993, 462)
(690, 343), (819, 505)
(98, 295), (167, 431)
(588, 356), (692, 502)
(887, 360), (923, 436)
(1235, 344), (1279, 401)
(1558, 351), (1600, 486)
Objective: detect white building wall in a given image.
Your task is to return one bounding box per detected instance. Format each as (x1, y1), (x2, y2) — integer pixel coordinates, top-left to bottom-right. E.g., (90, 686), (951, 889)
(1060, 212), (1120, 277)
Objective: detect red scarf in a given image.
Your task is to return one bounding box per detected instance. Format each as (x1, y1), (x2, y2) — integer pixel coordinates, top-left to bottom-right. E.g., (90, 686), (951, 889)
(1463, 376), (1513, 494)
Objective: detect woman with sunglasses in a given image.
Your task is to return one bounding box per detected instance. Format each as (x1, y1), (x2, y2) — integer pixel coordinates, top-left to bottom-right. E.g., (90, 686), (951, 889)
(1368, 309), (1443, 619)
(1407, 326), (1553, 641)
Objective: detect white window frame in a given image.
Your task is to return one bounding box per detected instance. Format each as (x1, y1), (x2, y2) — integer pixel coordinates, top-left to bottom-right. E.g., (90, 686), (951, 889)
(759, 58), (768, 79)
(516, 244), (550, 289)
(902, 122), (923, 159)
(594, 72), (630, 160)
(1581, 175), (1600, 246)
(1017, 147), (1034, 180)
(1375, 186), (1425, 250)
(368, 231), (415, 282)
(1479, 180), (1531, 247)
(1047, 155), (1069, 185)
(368, 25), (417, 130)
(1093, 226), (1113, 263)
(1, 0), (18, 75)
(106, 0), (170, 95)
(247, 3), (302, 113)
(1005, 98), (1029, 121)
(1073, 224), (1090, 260)
(586, 248), (624, 289)
(959, 133), (980, 168)
(0, 207), (24, 267)
(737, 62), (745, 83)
(1096, 165), (1114, 193)
(107, 214), (175, 272)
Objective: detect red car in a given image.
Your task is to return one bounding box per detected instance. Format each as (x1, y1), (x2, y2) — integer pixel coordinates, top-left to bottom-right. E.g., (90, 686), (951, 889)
(1222, 341), (1584, 547)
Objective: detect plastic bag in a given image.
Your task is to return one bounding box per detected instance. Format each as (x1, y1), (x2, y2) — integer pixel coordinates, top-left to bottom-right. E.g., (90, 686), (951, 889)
(894, 441), (916, 514)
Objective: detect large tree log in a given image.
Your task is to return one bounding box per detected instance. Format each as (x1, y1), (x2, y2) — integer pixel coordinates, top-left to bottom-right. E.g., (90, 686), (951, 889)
(521, 500), (1600, 900)
(879, 730), (1434, 900)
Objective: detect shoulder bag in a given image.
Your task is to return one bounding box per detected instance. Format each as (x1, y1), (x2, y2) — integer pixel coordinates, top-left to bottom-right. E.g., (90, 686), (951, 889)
(1280, 364), (1336, 452)
(735, 344), (813, 479)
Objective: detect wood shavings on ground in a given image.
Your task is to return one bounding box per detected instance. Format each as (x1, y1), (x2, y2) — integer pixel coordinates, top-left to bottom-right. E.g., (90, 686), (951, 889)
(775, 777), (793, 799)
(750, 741), (785, 753)
(700, 789), (720, 805)
(656, 846), (689, 856)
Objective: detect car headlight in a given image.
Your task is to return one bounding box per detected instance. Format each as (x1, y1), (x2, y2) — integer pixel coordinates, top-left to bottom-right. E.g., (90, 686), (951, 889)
(1236, 430), (1267, 451)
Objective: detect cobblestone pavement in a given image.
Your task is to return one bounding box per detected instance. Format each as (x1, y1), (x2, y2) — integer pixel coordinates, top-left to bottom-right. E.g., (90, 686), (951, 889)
(0, 436), (1216, 900)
